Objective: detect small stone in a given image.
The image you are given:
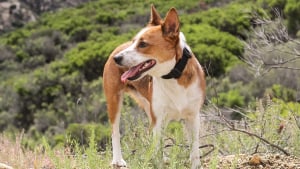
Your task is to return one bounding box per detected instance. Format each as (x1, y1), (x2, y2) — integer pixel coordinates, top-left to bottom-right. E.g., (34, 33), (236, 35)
(275, 154), (281, 159)
(249, 154), (262, 165)
(0, 163), (13, 169)
(288, 164), (296, 169)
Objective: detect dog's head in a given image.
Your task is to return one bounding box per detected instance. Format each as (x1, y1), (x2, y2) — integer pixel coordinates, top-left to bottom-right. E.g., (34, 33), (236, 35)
(114, 5), (183, 83)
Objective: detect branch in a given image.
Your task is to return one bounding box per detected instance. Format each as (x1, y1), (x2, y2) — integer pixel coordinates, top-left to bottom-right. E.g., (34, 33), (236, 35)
(212, 104), (290, 156)
(226, 124), (290, 156)
(242, 10), (300, 75)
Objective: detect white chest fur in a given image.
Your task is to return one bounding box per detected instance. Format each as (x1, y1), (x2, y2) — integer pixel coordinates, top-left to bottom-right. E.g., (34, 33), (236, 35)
(151, 77), (203, 121)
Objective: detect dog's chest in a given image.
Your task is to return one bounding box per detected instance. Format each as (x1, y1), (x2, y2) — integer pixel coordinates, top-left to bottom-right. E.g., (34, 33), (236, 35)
(151, 78), (201, 120)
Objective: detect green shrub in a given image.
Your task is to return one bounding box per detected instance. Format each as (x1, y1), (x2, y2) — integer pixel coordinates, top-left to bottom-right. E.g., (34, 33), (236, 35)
(272, 98), (300, 116)
(284, 0), (300, 35)
(182, 24), (243, 76)
(265, 84), (296, 102)
(65, 32), (130, 80)
(258, 0), (286, 9)
(258, 0), (300, 36)
(15, 49), (29, 61)
(0, 29), (31, 46)
(66, 123), (110, 149)
(182, 3), (252, 38)
(212, 89), (245, 108)
(24, 36), (60, 63)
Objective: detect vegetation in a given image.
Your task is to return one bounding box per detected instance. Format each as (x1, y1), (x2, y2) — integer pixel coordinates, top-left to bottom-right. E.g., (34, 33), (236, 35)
(1, 96), (299, 168)
(0, 0), (299, 168)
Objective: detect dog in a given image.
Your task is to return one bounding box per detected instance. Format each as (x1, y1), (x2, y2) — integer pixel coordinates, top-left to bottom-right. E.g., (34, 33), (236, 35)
(103, 5), (206, 169)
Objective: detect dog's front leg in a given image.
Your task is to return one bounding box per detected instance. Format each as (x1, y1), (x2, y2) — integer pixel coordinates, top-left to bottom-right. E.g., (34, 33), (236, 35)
(111, 110), (127, 167)
(184, 113), (201, 169)
(106, 90), (127, 167)
(151, 117), (169, 167)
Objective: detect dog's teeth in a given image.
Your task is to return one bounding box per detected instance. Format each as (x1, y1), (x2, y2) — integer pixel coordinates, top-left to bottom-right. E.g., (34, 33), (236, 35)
(142, 63), (149, 69)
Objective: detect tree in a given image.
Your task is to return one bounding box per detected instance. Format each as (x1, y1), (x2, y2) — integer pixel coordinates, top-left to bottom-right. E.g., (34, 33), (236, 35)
(242, 10), (300, 76)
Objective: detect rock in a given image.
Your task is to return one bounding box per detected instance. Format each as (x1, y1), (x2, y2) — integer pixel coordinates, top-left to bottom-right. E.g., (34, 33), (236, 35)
(0, 0), (90, 34)
(249, 154), (262, 165)
(203, 153), (300, 169)
(0, 162), (13, 169)
(0, 0), (36, 33)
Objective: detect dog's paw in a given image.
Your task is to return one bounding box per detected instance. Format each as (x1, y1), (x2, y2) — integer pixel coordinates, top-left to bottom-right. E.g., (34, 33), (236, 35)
(190, 155), (202, 169)
(111, 159), (127, 168)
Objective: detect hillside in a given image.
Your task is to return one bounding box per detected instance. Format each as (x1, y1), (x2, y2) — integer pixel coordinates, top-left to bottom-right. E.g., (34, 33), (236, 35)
(0, 0), (299, 168)
(0, 0), (90, 33)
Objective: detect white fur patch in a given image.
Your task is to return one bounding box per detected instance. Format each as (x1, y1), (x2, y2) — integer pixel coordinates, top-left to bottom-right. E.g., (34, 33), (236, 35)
(179, 32), (192, 53)
(115, 27), (151, 67)
(115, 27), (177, 79)
(152, 77), (203, 122)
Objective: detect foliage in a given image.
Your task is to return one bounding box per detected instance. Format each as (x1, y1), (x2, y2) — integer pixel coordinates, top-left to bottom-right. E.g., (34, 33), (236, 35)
(182, 24), (243, 76)
(0, 0), (253, 137)
(284, 0), (300, 35)
(0, 1), (299, 165)
(2, 97), (300, 168)
(266, 84), (296, 102)
(65, 123), (110, 149)
(258, 0), (300, 35)
(64, 32), (131, 81)
(182, 3), (253, 39)
(212, 89), (245, 108)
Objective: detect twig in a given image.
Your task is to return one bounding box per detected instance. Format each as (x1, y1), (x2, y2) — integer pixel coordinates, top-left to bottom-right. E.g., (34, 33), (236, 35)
(288, 108), (300, 131)
(199, 144), (215, 159)
(228, 126), (290, 155)
(163, 137), (215, 159)
(242, 11), (300, 75)
(215, 105), (290, 156)
(210, 103), (290, 156)
(199, 129), (231, 138)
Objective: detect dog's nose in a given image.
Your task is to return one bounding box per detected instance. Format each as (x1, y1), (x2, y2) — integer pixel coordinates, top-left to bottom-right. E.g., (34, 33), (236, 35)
(113, 55), (123, 65)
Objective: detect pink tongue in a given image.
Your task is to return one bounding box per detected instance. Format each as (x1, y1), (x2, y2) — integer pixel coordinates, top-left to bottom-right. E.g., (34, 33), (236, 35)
(121, 64), (143, 83)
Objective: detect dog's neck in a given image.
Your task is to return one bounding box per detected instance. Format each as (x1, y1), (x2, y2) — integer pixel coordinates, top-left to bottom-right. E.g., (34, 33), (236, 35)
(161, 47), (192, 79)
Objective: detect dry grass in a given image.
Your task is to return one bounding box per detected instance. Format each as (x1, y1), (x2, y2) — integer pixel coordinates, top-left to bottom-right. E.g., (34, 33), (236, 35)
(0, 132), (53, 169)
(0, 96), (299, 169)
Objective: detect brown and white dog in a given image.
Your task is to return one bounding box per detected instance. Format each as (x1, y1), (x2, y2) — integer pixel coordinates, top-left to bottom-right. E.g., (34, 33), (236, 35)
(103, 5), (206, 169)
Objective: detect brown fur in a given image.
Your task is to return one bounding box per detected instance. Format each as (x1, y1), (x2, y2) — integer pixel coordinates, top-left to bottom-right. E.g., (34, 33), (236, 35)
(103, 7), (205, 127)
(103, 6), (206, 168)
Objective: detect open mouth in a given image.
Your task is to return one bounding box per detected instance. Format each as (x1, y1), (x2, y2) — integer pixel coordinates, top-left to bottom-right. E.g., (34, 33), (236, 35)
(121, 59), (156, 83)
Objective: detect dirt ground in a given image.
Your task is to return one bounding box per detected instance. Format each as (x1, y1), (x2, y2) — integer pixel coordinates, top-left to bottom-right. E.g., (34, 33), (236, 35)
(203, 154), (300, 169)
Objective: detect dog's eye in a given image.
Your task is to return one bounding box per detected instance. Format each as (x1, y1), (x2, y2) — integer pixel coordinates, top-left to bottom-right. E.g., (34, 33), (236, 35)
(138, 41), (148, 48)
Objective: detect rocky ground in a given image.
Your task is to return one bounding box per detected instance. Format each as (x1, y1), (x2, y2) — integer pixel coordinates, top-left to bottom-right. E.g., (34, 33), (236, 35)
(203, 154), (300, 169)
(0, 0), (90, 33)
(1, 154), (299, 169)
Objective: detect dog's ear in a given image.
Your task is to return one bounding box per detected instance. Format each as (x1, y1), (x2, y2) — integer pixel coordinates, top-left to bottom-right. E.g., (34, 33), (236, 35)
(162, 8), (180, 38)
(149, 5), (162, 26)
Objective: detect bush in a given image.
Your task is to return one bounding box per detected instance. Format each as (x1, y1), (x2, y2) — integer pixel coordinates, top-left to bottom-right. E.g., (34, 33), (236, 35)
(1, 29), (31, 46)
(258, 0), (300, 36)
(284, 0), (300, 35)
(266, 84), (296, 102)
(212, 89), (245, 108)
(66, 123), (110, 149)
(65, 32), (130, 80)
(272, 98), (300, 116)
(182, 24), (243, 76)
(182, 3), (252, 38)
(24, 36), (60, 63)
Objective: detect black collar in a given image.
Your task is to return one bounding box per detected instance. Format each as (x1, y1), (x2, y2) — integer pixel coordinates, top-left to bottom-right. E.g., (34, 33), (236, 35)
(161, 47), (192, 79)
